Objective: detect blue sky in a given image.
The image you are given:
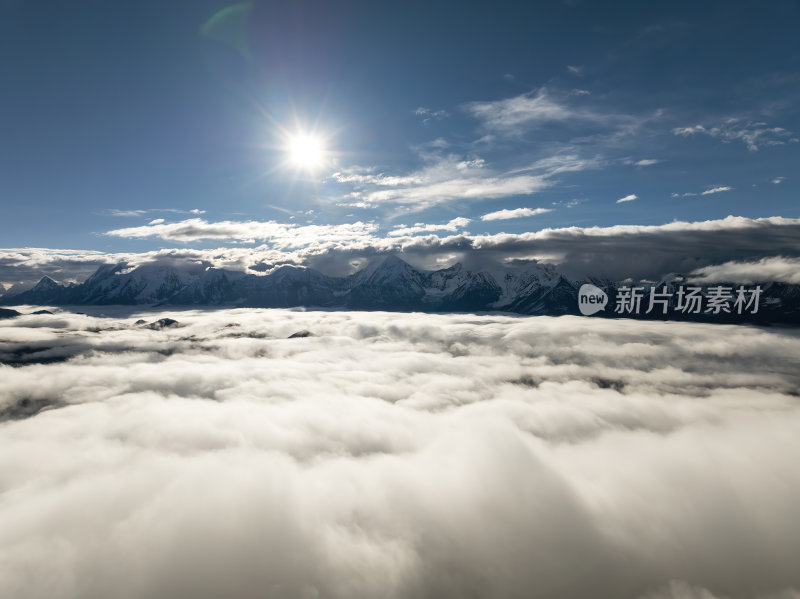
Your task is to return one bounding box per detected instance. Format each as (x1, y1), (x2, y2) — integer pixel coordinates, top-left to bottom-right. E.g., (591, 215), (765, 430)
(0, 0), (798, 269)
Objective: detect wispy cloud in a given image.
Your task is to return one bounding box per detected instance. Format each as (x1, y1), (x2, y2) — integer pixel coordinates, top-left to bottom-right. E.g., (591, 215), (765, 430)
(414, 107), (450, 123)
(481, 207), (552, 221)
(106, 219), (378, 246)
(701, 186), (733, 195)
(101, 208), (206, 217)
(617, 194), (638, 203)
(689, 256), (800, 285)
(634, 159), (661, 166)
(772, 177), (785, 185)
(330, 155), (552, 211)
(672, 118), (798, 151)
(388, 217), (470, 237)
(466, 89), (579, 132)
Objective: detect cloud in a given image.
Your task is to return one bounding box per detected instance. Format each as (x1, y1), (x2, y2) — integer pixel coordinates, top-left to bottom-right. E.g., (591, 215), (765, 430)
(701, 186), (732, 195)
(330, 155), (552, 211)
(617, 194), (638, 203)
(101, 208), (207, 218)
(4, 215), (800, 286)
(466, 90), (575, 131)
(772, 177), (785, 185)
(105, 218), (379, 246)
(481, 207), (552, 221)
(148, 218), (165, 225)
(330, 151), (603, 213)
(566, 65), (583, 76)
(388, 218), (470, 237)
(414, 107), (450, 123)
(672, 119), (798, 151)
(464, 89), (654, 145)
(634, 159), (661, 166)
(639, 580), (800, 599)
(0, 309), (799, 598)
(688, 256), (800, 285)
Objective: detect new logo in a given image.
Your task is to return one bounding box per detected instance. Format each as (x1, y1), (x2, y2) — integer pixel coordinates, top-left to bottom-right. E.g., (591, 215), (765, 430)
(578, 284), (608, 316)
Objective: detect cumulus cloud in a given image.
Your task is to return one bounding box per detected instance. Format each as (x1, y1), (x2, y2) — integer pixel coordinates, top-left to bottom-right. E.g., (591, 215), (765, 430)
(672, 119), (798, 151)
(617, 194), (638, 203)
(688, 256), (800, 285)
(481, 207), (552, 221)
(0, 309), (799, 598)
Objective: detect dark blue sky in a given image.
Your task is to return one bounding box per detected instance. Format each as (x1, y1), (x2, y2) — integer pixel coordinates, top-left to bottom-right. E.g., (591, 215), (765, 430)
(1, 0), (798, 256)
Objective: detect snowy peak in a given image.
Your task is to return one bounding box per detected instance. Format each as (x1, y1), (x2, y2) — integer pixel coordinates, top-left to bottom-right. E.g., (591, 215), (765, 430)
(32, 276), (59, 291)
(0, 257), (797, 323)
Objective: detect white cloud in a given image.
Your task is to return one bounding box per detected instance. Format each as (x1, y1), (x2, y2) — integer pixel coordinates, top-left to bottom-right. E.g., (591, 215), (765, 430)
(701, 186), (732, 195)
(635, 159), (661, 166)
(772, 177), (785, 185)
(330, 155), (551, 211)
(481, 207), (552, 221)
(688, 256), (800, 285)
(466, 89), (578, 131)
(414, 107), (449, 123)
(4, 215), (800, 287)
(0, 310), (799, 597)
(567, 65), (583, 76)
(617, 194), (638, 203)
(672, 119), (797, 151)
(105, 218), (378, 246)
(388, 218), (470, 237)
(148, 218), (165, 225)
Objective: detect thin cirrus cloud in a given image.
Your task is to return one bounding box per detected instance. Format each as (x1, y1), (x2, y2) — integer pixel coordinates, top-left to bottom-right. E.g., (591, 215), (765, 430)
(672, 118), (799, 151)
(332, 152), (602, 213)
(617, 194), (638, 203)
(465, 89), (601, 133)
(331, 155), (552, 211)
(0, 310), (799, 598)
(101, 208), (206, 217)
(481, 207), (552, 221)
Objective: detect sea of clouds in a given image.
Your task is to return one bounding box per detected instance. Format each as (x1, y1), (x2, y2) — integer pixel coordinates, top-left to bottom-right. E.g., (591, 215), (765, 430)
(1, 308), (799, 599)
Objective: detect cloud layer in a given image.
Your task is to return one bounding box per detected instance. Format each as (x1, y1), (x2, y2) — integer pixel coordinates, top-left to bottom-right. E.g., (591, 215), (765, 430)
(1, 309), (799, 598)
(3, 215), (800, 287)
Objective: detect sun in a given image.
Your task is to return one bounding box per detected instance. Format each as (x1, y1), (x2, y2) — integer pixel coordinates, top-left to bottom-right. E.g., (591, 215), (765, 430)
(286, 134), (326, 170)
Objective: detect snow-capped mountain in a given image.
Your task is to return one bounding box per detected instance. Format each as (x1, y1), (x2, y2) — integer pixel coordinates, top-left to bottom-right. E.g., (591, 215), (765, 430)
(2, 255), (798, 323)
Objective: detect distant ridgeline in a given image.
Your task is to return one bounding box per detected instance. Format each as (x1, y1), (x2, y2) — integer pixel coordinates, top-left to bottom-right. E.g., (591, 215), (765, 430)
(2, 255), (798, 324)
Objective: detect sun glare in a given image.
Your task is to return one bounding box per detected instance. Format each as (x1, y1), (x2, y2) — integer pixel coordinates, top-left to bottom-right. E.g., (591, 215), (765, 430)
(287, 134), (325, 170)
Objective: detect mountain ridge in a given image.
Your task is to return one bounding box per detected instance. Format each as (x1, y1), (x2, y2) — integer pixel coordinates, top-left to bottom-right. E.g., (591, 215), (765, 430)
(1, 256), (798, 324)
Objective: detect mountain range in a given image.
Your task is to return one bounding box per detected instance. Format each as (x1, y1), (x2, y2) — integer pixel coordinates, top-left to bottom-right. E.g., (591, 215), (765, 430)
(1, 255), (798, 324)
